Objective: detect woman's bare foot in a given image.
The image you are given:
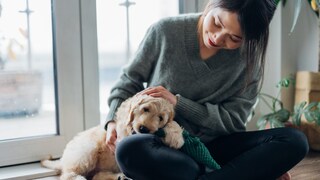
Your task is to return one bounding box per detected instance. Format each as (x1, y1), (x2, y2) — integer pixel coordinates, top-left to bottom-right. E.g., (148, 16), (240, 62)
(277, 172), (291, 180)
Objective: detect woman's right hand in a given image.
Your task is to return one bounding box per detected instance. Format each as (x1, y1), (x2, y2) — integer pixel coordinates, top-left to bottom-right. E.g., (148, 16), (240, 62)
(106, 121), (117, 153)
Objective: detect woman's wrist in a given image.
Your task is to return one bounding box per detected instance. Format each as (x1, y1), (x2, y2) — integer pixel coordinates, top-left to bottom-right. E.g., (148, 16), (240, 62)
(104, 120), (115, 131)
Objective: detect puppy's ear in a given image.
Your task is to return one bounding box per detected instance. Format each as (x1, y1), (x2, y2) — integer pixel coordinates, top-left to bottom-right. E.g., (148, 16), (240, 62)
(168, 109), (175, 122)
(126, 95), (146, 125)
(165, 102), (175, 122)
(126, 105), (135, 126)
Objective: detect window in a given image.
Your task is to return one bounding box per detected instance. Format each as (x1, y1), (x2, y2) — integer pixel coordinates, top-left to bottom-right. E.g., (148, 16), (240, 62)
(0, 0), (56, 141)
(97, 0), (179, 122)
(0, 0), (99, 167)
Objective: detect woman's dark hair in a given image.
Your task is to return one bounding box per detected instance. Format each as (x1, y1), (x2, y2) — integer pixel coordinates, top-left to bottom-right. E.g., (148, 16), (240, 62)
(199, 0), (276, 90)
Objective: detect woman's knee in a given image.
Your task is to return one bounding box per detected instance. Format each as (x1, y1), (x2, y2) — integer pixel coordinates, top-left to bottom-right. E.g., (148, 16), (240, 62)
(282, 127), (309, 157)
(116, 134), (158, 168)
(115, 133), (200, 180)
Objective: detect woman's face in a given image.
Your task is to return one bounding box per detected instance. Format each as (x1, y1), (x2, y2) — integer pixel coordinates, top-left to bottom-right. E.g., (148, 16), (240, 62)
(202, 7), (243, 50)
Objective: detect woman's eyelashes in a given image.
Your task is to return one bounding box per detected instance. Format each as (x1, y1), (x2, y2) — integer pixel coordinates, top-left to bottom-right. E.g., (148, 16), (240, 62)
(214, 17), (221, 28)
(230, 36), (241, 43)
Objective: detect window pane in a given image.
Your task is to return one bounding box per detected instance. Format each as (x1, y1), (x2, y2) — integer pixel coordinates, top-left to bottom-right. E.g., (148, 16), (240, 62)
(97, 0), (179, 121)
(0, 0), (56, 140)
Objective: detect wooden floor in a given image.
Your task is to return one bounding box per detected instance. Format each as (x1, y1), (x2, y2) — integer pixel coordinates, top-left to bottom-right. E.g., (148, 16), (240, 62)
(289, 150), (320, 180)
(37, 151), (320, 180)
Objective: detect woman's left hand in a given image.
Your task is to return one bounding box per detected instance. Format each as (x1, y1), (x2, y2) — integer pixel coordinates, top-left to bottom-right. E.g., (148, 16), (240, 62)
(138, 86), (177, 106)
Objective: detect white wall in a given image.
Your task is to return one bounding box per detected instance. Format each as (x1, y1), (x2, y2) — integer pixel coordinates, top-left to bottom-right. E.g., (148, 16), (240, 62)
(283, 0), (318, 72)
(247, 0), (319, 130)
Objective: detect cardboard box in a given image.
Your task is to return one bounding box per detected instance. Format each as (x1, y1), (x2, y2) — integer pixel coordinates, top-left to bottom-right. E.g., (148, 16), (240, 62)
(295, 71), (320, 151)
(295, 71), (320, 104)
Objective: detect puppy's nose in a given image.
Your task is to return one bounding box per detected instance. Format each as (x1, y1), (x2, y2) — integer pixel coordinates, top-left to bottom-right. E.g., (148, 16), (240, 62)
(138, 125), (150, 133)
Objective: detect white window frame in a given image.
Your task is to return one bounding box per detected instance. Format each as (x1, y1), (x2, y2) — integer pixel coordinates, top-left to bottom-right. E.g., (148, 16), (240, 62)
(0, 0), (99, 167)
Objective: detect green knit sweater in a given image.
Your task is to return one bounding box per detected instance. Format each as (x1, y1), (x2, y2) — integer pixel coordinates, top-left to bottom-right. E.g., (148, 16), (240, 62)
(106, 13), (259, 143)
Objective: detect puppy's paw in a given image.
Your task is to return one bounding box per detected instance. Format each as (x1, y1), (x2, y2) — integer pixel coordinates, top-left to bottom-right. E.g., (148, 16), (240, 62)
(40, 154), (53, 163)
(118, 173), (132, 180)
(162, 121), (184, 149)
(40, 156), (62, 173)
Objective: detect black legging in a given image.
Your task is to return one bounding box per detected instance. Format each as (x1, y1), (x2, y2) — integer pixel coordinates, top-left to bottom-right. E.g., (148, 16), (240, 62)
(115, 127), (309, 180)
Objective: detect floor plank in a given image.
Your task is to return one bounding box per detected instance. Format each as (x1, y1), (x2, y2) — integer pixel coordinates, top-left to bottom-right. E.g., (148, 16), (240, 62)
(290, 150), (320, 180)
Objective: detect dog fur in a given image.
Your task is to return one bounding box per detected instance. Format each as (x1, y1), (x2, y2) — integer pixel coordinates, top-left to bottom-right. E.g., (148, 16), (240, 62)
(41, 95), (184, 180)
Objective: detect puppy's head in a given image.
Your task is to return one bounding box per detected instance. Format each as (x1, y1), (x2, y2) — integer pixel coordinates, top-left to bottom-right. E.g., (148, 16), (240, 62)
(128, 95), (174, 134)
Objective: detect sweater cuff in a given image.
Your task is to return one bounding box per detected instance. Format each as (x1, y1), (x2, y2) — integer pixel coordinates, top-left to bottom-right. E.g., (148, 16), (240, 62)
(175, 94), (193, 117)
(104, 98), (123, 130)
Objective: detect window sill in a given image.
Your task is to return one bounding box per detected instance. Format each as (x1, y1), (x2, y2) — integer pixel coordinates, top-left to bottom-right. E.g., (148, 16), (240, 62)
(0, 162), (58, 180)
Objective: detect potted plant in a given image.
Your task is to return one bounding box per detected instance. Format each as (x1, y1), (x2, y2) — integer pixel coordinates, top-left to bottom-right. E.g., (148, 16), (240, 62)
(257, 77), (320, 151)
(256, 77), (293, 130)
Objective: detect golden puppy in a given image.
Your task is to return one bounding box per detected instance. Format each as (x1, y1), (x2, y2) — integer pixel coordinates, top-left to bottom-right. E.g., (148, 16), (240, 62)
(41, 95), (184, 180)
(116, 95), (184, 149)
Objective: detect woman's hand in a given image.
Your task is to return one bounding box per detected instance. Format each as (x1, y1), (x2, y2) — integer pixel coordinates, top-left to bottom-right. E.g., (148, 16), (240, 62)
(105, 121), (117, 153)
(138, 86), (177, 106)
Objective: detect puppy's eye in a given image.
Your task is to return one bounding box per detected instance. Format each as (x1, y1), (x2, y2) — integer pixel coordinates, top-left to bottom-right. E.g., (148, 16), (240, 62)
(159, 116), (163, 121)
(143, 108), (149, 112)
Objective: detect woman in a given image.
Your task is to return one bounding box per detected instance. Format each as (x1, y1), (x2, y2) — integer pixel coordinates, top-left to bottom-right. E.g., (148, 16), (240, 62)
(105, 0), (309, 179)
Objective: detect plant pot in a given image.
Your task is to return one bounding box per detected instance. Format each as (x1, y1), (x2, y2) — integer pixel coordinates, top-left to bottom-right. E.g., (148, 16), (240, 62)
(0, 70), (42, 117)
(295, 71), (320, 151)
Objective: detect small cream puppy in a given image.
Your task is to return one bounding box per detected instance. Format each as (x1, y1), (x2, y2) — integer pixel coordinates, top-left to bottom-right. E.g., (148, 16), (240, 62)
(41, 95), (184, 180)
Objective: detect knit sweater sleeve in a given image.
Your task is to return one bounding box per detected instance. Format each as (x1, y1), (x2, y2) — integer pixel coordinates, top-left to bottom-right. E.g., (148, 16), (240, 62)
(105, 23), (161, 126)
(175, 80), (258, 142)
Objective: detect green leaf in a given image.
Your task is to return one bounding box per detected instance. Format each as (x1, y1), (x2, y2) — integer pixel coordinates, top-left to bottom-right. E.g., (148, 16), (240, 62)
(305, 102), (318, 111)
(276, 77), (294, 89)
(303, 102), (320, 123)
(267, 109), (289, 123)
(257, 117), (267, 130)
(257, 113), (277, 129)
(290, 0), (302, 34)
(257, 109), (289, 129)
(315, 112), (320, 125)
(292, 101), (307, 126)
(304, 111), (315, 122)
(276, 108), (291, 122)
(270, 119), (285, 128)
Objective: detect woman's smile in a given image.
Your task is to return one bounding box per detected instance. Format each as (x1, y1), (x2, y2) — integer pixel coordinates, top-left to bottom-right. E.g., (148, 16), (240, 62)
(208, 38), (219, 47)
